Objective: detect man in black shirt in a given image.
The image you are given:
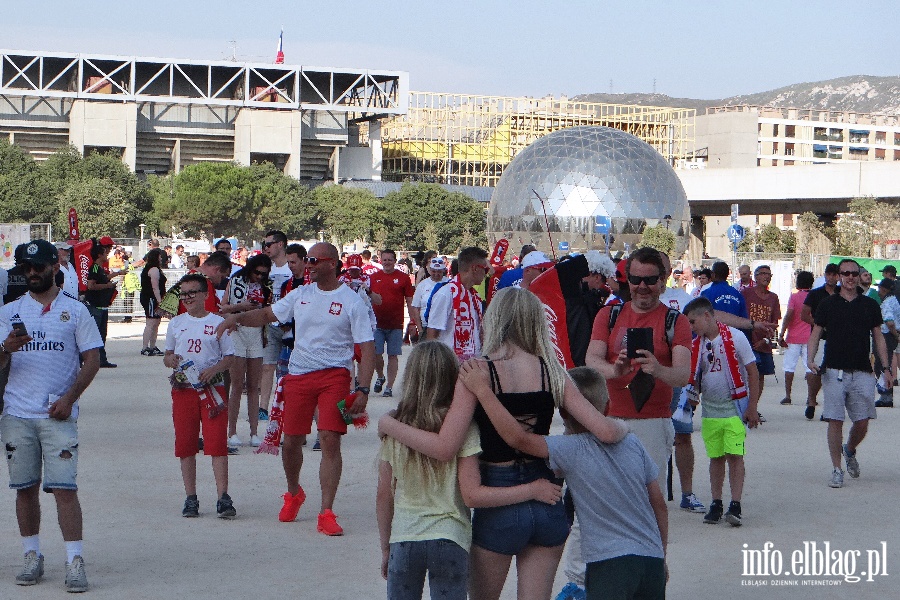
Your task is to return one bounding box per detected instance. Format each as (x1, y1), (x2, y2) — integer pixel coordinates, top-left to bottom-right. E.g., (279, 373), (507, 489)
(800, 263), (839, 419)
(807, 259), (890, 490)
(84, 237), (123, 368)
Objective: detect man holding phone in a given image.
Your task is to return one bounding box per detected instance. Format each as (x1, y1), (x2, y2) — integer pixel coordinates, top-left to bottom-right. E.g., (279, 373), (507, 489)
(0, 240), (103, 591)
(587, 247), (692, 493)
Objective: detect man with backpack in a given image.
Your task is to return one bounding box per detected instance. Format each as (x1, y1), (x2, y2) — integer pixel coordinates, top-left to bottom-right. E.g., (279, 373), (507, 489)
(586, 247), (692, 493)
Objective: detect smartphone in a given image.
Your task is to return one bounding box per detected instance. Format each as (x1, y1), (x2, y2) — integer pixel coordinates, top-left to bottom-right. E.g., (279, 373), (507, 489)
(626, 327), (654, 359)
(12, 322), (28, 337)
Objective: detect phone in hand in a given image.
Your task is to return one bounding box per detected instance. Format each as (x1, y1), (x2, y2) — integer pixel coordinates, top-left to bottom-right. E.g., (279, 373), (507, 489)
(626, 327), (654, 359)
(12, 322), (28, 337)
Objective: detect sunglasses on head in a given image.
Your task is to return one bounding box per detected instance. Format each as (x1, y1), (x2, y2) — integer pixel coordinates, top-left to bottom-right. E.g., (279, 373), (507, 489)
(627, 274), (661, 286)
(303, 256), (334, 265)
(22, 262), (49, 273)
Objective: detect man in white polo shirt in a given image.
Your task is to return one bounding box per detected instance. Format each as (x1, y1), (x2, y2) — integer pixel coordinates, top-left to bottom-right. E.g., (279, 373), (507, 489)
(0, 240), (102, 592)
(217, 242), (374, 536)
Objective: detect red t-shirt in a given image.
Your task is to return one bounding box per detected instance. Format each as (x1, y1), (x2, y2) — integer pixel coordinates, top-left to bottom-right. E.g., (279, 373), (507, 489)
(590, 302), (692, 419)
(741, 287), (781, 353)
(369, 269), (414, 330)
(177, 270), (220, 315)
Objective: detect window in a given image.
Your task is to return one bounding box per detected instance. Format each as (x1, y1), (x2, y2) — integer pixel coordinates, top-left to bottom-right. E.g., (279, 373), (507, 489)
(773, 142), (779, 154)
(785, 142), (795, 156)
(785, 160), (795, 166)
(783, 214), (794, 227)
(785, 125), (796, 138)
(875, 131), (887, 144)
(773, 124), (779, 137)
(876, 148), (886, 160)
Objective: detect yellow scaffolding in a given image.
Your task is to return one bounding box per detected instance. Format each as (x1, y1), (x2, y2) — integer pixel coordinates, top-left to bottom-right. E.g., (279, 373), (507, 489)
(381, 92), (695, 187)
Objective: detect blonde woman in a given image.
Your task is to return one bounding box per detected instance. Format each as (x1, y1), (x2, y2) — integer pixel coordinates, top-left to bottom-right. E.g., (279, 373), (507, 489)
(379, 287), (628, 600)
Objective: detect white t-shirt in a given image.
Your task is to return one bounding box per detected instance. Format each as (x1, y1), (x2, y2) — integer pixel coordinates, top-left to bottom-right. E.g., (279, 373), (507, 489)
(165, 312), (235, 372)
(169, 253), (185, 270)
(427, 283), (482, 358)
(269, 262), (293, 304)
(0, 292), (103, 419)
(345, 279), (377, 331)
(412, 277), (447, 310)
(271, 283), (374, 375)
(698, 326), (755, 419)
(59, 263), (79, 299)
(659, 287), (693, 313)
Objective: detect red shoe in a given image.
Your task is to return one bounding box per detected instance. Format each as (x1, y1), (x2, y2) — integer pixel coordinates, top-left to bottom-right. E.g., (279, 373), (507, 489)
(317, 509), (344, 536)
(278, 488), (306, 522)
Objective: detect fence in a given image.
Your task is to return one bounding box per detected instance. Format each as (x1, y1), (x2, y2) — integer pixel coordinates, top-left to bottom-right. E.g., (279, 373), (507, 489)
(108, 268), (187, 319)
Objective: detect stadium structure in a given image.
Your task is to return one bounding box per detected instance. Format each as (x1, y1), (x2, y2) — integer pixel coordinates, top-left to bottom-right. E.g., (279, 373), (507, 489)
(0, 49), (407, 179)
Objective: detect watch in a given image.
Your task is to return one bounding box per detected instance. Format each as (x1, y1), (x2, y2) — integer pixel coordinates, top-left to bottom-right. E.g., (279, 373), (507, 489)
(354, 386), (370, 395)
(0, 342), (8, 355)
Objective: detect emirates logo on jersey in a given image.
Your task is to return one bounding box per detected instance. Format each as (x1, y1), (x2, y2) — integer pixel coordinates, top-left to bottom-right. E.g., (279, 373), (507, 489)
(329, 302), (343, 315)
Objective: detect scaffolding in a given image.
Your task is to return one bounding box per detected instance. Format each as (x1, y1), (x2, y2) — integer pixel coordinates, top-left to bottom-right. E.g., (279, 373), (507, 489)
(381, 92), (695, 187)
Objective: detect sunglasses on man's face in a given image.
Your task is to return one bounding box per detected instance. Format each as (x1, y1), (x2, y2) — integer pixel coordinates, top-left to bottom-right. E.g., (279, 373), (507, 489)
(840, 271), (860, 277)
(627, 274), (661, 286)
(263, 240), (281, 248)
(303, 256), (334, 265)
(22, 262), (49, 273)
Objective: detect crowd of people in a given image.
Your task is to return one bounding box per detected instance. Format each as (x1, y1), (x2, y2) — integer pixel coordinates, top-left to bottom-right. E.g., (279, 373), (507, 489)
(0, 233), (894, 598)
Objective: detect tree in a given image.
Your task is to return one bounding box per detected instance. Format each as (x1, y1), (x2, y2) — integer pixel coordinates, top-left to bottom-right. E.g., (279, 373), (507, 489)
(56, 179), (131, 238)
(0, 140), (44, 223)
(315, 185), (382, 247)
(639, 224), (676, 256)
(381, 183), (486, 253)
(834, 197), (900, 257)
(757, 224), (784, 253)
(422, 222), (439, 253)
(251, 163), (322, 240)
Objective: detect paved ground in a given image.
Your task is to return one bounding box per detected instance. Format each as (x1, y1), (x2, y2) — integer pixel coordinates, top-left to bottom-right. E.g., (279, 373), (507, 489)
(0, 322), (896, 598)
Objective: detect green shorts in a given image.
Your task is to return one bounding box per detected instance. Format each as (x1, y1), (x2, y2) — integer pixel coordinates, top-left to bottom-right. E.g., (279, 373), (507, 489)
(701, 417), (746, 458)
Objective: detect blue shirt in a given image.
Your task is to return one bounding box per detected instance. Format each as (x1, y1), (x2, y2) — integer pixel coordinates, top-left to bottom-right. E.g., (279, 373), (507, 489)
(497, 267), (523, 290)
(702, 280), (748, 318)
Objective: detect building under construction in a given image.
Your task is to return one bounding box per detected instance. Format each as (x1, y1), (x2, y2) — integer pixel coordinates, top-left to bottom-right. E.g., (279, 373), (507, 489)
(381, 92), (695, 187)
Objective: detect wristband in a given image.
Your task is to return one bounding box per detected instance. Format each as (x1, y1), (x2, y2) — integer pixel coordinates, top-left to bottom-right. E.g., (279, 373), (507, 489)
(355, 386), (370, 395)
(0, 342), (8, 355)
(750, 320), (755, 329)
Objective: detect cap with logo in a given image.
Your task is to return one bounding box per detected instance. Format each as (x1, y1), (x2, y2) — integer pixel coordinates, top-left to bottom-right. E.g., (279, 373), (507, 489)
(345, 254), (363, 269)
(21, 239), (58, 266)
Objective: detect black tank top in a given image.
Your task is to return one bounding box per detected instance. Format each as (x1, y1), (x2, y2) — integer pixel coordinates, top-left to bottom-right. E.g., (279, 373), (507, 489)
(473, 356), (556, 463)
(140, 267), (166, 304)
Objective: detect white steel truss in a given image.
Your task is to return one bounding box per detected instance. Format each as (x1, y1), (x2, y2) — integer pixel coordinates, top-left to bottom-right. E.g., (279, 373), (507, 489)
(0, 50), (408, 116)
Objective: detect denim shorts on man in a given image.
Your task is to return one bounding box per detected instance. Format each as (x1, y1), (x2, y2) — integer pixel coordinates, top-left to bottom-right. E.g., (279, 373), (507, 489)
(1, 414), (79, 492)
(374, 328), (403, 356)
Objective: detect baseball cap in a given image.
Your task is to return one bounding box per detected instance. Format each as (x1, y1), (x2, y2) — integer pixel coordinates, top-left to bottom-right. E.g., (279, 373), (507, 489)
(878, 279), (894, 289)
(824, 263), (840, 274)
(98, 236), (115, 247)
(521, 251), (554, 270)
(20, 239), (58, 266)
(880, 265), (897, 275)
(615, 260), (628, 283)
(345, 254), (363, 269)
(430, 257), (447, 270)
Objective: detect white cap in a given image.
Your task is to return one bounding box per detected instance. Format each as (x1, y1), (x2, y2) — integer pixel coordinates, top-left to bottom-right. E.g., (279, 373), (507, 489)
(521, 251), (554, 270)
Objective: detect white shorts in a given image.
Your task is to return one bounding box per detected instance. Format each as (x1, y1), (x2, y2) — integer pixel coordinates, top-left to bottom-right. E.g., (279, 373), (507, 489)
(783, 343), (811, 374)
(231, 326), (265, 359)
(621, 417), (674, 493)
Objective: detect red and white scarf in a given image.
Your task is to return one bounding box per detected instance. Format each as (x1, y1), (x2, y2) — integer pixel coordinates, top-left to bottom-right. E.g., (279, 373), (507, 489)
(256, 375), (292, 455)
(449, 275), (483, 361)
(689, 321), (747, 400)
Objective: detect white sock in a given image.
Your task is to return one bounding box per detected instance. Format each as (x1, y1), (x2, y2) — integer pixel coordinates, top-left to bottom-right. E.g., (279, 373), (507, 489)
(22, 535), (39, 556)
(65, 541), (83, 563)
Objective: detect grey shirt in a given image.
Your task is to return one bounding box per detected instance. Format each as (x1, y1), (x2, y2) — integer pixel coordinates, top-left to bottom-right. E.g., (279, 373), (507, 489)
(546, 432), (664, 564)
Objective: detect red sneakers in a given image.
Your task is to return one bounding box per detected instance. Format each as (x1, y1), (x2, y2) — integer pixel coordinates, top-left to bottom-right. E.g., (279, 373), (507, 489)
(317, 509), (344, 536)
(278, 488), (306, 522)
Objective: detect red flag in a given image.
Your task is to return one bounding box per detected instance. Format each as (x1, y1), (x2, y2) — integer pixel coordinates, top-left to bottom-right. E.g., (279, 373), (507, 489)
(67, 208), (80, 242)
(528, 255), (589, 369)
(275, 29), (285, 64)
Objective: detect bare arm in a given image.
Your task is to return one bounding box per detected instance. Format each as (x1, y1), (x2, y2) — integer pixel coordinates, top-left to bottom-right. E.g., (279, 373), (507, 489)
(376, 460), (394, 581)
(647, 481), (668, 560)
(410, 306), (423, 332)
(377, 378), (478, 461)
(806, 325), (823, 374)
(216, 306), (278, 338)
(350, 341), (375, 415)
(48, 348), (100, 420)
(800, 304), (814, 326)
(633, 345), (691, 388)
(778, 307), (793, 346)
(457, 455), (561, 508)
(198, 354), (234, 384)
(714, 310), (774, 335)
(369, 290), (382, 305)
(743, 361), (760, 428)
(149, 268), (163, 303)
(425, 328), (440, 340)
(585, 338), (628, 381)
(872, 328), (893, 389)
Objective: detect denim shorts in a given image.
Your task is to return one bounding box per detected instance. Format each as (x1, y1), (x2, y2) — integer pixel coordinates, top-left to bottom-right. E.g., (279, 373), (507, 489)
(1, 414), (79, 492)
(387, 539), (468, 600)
(374, 328), (404, 356)
(754, 351), (776, 375)
(472, 461), (569, 555)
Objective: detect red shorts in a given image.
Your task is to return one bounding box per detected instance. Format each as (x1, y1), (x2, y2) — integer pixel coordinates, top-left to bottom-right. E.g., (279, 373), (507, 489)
(281, 368), (352, 436)
(171, 386), (228, 458)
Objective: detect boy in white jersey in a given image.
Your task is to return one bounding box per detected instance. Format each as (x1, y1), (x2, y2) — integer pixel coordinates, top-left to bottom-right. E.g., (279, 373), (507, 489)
(164, 273), (236, 519)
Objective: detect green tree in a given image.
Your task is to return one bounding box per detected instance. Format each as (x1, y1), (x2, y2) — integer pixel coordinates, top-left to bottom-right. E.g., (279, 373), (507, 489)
(251, 162), (323, 240)
(422, 222), (439, 252)
(834, 197), (900, 257)
(56, 179), (131, 238)
(381, 183), (486, 253)
(639, 224), (676, 256)
(315, 185), (382, 247)
(0, 140), (44, 222)
(757, 224), (784, 252)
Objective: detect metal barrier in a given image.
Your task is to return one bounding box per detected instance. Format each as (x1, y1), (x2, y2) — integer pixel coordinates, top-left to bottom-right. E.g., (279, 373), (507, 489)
(107, 268), (187, 319)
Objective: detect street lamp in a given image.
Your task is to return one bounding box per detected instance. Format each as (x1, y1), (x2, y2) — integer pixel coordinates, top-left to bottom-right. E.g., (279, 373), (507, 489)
(140, 224), (146, 241)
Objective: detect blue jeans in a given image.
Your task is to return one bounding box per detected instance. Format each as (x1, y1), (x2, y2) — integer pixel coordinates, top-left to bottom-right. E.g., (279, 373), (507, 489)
(387, 539), (468, 600)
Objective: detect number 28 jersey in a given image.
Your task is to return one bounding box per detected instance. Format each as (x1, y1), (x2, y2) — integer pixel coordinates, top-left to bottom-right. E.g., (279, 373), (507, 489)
(165, 312), (235, 373)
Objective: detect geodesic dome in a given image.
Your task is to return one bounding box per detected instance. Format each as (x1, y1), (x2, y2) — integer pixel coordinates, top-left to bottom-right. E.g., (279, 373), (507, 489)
(488, 126), (689, 255)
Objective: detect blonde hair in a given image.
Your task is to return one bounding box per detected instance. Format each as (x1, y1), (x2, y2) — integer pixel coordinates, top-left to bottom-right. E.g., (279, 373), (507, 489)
(482, 287), (567, 407)
(384, 341), (459, 484)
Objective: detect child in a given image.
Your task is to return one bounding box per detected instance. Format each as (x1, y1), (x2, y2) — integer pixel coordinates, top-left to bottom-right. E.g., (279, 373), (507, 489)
(376, 341), (562, 600)
(459, 363), (668, 600)
(164, 273), (237, 518)
(682, 297), (760, 526)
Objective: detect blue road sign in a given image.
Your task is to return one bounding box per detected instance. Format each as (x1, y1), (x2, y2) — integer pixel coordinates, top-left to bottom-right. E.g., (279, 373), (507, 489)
(594, 215), (611, 234)
(558, 241), (570, 253)
(727, 224), (745, 242)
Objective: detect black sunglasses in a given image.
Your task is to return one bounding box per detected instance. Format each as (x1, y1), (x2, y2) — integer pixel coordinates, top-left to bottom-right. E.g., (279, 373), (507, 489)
(22, 262), (49, 273)
(705, 342), (714, 364)
(303, 256), (334, 265)
(263, 241), (280, 248)
(627, 274), (661, 286)
(840, 271), (860, 277)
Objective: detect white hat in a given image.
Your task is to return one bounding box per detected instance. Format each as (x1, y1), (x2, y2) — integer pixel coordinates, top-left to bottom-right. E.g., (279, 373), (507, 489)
(584, 250), (615, 278)
(521, 251), (554, 270)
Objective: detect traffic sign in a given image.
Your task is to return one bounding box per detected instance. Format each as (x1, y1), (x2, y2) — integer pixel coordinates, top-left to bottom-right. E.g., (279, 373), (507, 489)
(594, 215), (611, 234)
(558, 241), (570, 253)
(727, 224), (745, 242)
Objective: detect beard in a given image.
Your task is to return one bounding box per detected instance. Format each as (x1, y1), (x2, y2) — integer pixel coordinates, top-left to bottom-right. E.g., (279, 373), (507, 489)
(27, 270), (55, 293)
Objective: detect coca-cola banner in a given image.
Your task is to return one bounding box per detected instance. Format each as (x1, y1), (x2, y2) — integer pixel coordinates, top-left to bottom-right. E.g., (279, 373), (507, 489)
(0, 224), (32, 268)
(71, 239), (94, 292)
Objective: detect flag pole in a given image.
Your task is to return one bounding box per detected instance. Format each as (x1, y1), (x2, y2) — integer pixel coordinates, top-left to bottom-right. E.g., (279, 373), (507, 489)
(532, 189), (557, 260)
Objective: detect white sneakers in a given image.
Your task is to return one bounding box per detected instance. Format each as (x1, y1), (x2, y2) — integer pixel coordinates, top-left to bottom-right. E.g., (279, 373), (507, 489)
(250, 435), (262, 447)
(227, 435), (242, 448)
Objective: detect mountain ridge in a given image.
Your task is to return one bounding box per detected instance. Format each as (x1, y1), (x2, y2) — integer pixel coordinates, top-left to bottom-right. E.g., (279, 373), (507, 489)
(574, 75), (900, 116)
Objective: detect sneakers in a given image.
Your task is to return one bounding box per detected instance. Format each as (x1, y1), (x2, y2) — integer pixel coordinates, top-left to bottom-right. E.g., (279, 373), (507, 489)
(147, 346), (164, 356)
(259, 408), (269, 421)
(182, 494), (200, 518)
(779, 397), (792, 405)
(875, 398), (894, 408)
(227, 434), (242, 454)
(555, 582), (586, 600)
(312, 437), (321, 451)
(16, 550), (44, 586)
(680, 492), (706, 513)
(279, 488), (306, 522)
(373, 377), (385, 394)
(250, 435), (262, 447)
(703, 500), (723, 524)
(99, 362), (117, 368)
(140, 347), (151, 356)
(805, 405), (815, 420)
(843, 444), (860, 478)
(757, 412), (766, 423)
(65, 556), (88, 593)
(217, 493), (236, 519)
(829, 468), (844, 488)
(724, 501), (742, 527)
(317, 509), (344, 536)
(382, 387), (393, 398)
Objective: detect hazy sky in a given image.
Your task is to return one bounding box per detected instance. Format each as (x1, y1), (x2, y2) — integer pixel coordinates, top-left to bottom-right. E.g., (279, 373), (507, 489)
(4, 1), (899, 99)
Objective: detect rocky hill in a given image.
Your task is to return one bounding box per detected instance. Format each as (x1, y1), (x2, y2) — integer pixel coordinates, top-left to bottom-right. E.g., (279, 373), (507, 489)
(575, 75), (900, 115)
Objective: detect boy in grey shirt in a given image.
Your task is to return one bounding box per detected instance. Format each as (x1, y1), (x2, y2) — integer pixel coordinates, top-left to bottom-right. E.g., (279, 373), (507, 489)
(460, 364), (668, 600)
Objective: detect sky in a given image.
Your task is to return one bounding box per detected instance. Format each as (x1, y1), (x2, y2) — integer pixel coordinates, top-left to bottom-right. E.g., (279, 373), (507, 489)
(4, 1), (900, 100)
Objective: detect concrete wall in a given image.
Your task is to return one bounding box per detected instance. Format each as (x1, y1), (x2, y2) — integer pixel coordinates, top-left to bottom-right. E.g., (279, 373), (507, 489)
(695, 111), (758, 169)
(69, 101), (138, 170)
(234, 109), (303, 177)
